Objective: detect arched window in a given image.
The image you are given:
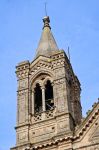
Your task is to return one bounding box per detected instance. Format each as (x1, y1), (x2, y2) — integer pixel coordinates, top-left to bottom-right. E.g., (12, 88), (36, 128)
(45, 80), (54, 110)
(34, 83), (42, 113)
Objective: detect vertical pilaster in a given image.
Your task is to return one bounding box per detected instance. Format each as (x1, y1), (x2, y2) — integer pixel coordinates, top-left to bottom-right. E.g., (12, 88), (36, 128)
(31, 90), (35, 115)
(15, 61), (30, 145)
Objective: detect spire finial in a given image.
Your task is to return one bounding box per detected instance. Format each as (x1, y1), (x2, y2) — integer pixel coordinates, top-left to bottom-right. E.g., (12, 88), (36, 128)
(43, 16), (51, 29)
(44, 2), (47, 16)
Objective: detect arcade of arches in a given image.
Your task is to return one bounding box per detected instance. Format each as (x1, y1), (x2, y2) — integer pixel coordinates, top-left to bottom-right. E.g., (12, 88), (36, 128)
(31, 78), (54, 114)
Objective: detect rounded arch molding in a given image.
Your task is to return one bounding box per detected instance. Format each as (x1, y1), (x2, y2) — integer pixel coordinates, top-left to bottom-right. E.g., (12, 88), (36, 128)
(29, 69), (54, 90)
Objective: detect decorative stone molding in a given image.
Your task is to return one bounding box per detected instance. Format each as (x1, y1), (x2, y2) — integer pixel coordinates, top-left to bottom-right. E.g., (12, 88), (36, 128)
(43, 77), (53, 85)
(16, 61), (30, 80)
(32, 108), (55, 123)
(30, 61), (52, 77)
(27, 102), (99, 150)
(52, 58), (65, 68)
(17, 89), (28, 96)
(74, 102), (99, 140)
(32, 80), (43, 89)
(29, 70), (54, 88)
(50, 50), (65, 60)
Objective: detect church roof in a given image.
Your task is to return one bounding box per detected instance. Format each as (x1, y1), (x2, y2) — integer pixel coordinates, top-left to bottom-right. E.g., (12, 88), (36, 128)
(30, 101), (99, 150)
(36, 16), (59, 57)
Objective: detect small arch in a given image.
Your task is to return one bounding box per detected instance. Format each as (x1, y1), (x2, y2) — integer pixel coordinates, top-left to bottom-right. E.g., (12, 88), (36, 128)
(32, 80), (43, 89)
(45, 80), (54, 111)
(43, 77), (53, 86)
(29, 70), (54, 88)
(34, 83), (42, 113)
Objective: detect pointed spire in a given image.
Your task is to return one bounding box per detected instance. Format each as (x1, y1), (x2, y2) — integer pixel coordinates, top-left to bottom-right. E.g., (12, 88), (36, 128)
(36, 16), (59, 57)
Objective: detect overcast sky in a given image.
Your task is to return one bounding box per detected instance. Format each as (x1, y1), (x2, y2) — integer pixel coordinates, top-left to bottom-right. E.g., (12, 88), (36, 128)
(0, 0), (99, 150)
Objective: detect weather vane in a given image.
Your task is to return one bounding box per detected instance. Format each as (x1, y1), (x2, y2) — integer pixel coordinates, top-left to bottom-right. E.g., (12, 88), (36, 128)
(44, 1), (48, 16)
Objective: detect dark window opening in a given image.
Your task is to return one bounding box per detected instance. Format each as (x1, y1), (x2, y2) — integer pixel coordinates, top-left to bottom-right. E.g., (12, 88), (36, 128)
(45, 80), (54, 110)
(34, 83), (42, 113)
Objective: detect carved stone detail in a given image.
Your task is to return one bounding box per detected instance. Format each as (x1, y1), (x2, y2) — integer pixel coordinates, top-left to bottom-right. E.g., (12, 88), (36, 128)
(11, 17), (99, 150)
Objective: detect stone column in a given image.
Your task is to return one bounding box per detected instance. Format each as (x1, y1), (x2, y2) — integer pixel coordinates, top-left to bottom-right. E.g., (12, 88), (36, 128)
(42, 87), (46, 112)
(31, 90), (35, 115)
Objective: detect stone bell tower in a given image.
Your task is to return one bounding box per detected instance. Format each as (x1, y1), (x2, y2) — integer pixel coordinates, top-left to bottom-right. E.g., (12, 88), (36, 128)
(11, 16), (82, 150)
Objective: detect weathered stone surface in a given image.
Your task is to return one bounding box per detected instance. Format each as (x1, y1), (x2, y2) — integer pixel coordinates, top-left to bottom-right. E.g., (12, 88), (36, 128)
(11, 16), (99, 150)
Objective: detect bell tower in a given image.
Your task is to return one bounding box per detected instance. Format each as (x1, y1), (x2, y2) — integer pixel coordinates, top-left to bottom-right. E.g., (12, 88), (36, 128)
(11, 16), (82, 150)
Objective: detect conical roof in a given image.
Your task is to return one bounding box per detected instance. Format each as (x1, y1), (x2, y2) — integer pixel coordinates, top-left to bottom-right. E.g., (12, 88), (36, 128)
(36, 16), (59, 57)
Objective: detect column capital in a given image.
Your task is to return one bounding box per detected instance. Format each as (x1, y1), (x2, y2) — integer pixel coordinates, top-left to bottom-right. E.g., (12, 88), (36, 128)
(51, 82), (54, 86)
(41, 86), (45, 90)
(31, 89), (35, 93)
